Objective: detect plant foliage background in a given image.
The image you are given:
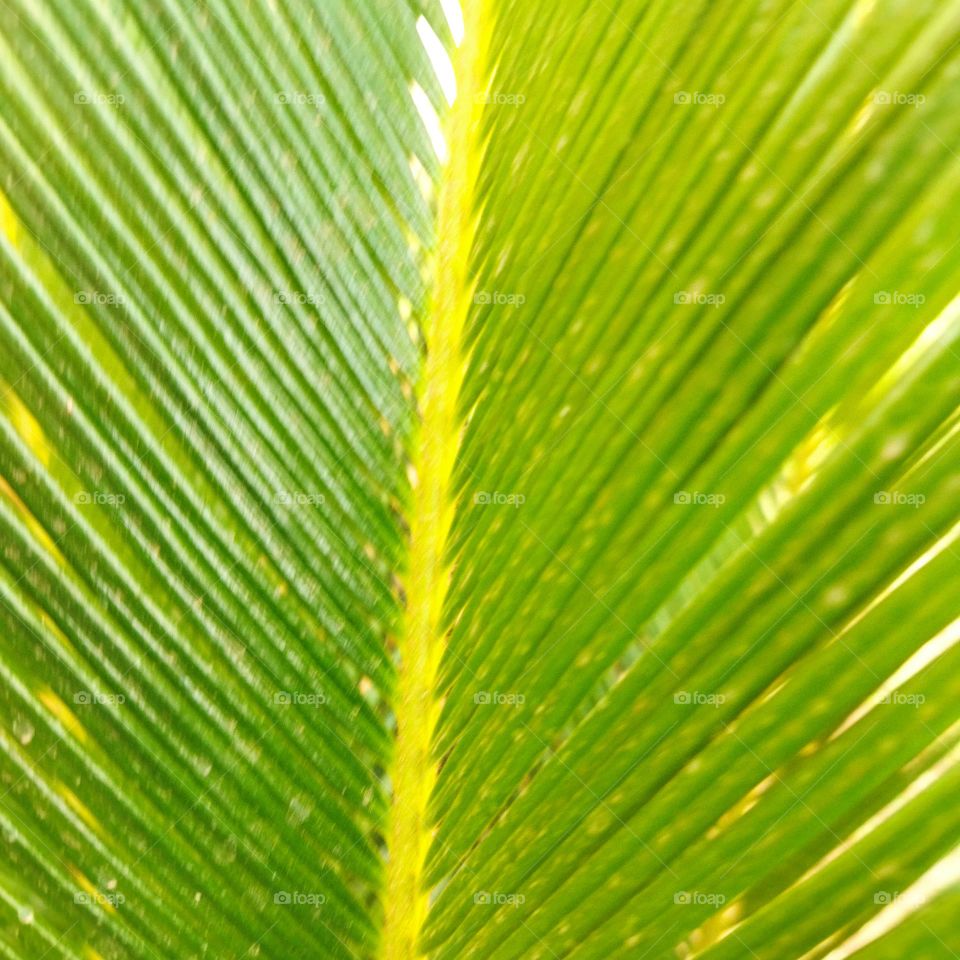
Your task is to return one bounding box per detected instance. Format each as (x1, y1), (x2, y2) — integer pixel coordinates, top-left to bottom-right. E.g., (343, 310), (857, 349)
(0, 0), (958, 958)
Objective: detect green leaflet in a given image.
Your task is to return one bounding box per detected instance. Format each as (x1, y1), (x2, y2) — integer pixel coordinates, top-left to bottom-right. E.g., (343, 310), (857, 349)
(0, 0), (437, 956)
(0, 0), (958, 959)
(846, 887), (960, 958)
(428, 0), (960, 957)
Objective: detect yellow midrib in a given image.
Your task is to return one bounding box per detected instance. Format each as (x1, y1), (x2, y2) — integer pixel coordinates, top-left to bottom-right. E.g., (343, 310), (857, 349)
(381, 6), (489, 959)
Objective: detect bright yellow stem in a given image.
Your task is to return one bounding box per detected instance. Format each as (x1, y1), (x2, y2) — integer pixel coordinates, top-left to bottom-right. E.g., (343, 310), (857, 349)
(381, 6), (489, 959)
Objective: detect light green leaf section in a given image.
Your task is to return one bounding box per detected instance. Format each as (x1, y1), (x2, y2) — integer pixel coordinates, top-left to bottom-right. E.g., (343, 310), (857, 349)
(846, 887), (960, 958)
(1, 0), (959, 959)
(424, 0), (960, 957)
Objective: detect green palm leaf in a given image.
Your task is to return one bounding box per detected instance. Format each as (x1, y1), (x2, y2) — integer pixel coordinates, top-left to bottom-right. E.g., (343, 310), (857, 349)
(0, 1), (957, 959)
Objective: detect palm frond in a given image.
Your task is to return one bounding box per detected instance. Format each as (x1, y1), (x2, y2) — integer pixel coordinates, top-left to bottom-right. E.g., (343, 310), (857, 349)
(0, 1), (958, 959)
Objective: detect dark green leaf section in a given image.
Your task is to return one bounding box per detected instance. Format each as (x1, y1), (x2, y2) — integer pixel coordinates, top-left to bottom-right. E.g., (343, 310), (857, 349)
(0, 0), (437, 957)
(427, 0), (960, 957)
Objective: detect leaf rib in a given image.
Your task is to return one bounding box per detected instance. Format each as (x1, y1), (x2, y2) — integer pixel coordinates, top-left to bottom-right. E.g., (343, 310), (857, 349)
(382, 5), (489, 956)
